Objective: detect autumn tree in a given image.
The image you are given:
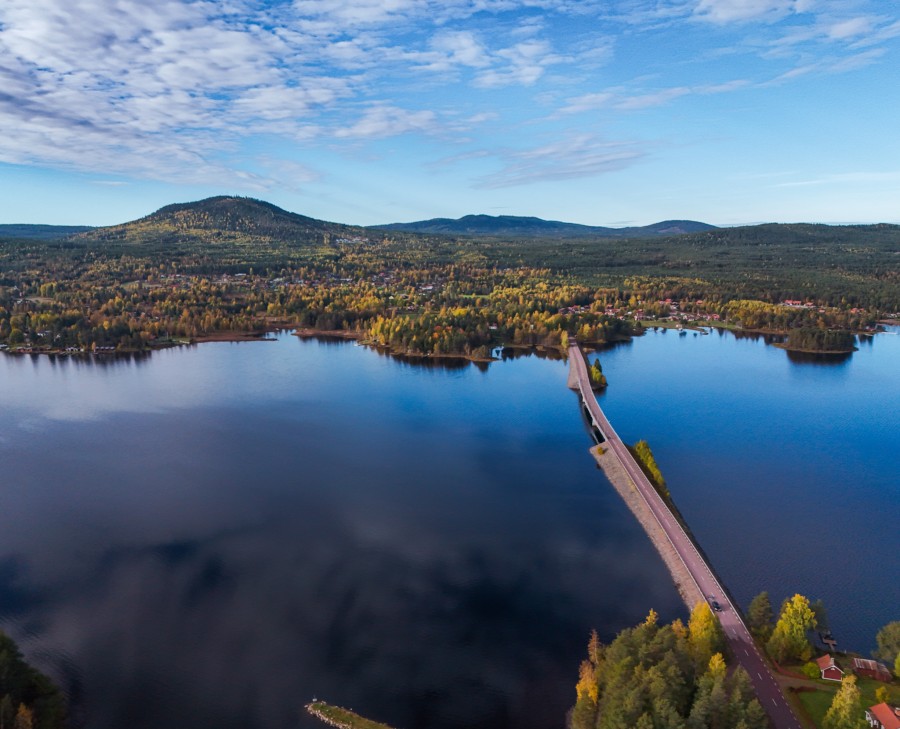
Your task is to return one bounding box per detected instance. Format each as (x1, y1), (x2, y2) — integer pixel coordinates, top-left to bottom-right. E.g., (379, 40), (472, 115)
(874, 621), (900, 665)
(822, 675), (866, 729)
(766, 594), (816, 663)
(13, 705), (32, 729)
(688, 602), (725, 669)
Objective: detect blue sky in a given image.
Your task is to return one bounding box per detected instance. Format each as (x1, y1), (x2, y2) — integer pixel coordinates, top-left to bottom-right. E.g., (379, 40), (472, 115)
(1, 0), (898, 227)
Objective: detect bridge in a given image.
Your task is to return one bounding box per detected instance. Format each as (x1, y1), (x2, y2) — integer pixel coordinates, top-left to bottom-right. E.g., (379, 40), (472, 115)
(568, 343), (802, 729)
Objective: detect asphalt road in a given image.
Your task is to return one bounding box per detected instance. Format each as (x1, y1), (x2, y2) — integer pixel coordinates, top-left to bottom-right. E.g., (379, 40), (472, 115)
(570, 344), (803, 729)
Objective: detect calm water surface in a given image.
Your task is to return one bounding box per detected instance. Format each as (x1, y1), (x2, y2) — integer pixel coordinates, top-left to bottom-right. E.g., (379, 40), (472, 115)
(0, 329), (897, 729)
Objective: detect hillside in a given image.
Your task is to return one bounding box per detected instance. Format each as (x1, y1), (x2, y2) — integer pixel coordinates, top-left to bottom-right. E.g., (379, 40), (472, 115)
(70, 196), (378, 269)
(373, 214), (716, 238)
(76, 196), (371, 251)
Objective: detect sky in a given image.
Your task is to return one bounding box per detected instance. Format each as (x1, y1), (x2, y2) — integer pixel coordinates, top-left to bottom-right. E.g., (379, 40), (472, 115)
(1, 0), (899, 227)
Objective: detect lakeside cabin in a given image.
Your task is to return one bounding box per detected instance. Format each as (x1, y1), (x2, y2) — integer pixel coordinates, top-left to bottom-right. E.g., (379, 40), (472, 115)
(816, 654), (844, 682)
(866, 703), (900, 729)
(853, 658), (894, 683)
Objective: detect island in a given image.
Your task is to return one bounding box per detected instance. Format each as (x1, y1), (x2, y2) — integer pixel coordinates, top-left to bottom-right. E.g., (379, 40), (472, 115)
(776, 327), (858, 354)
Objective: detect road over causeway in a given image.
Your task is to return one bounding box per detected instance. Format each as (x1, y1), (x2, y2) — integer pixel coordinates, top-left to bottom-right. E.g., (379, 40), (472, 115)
(569, 344), (803, 729)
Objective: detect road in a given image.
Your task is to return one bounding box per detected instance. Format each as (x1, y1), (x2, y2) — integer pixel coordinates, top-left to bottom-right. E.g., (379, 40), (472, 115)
(569, 344), (803, 729)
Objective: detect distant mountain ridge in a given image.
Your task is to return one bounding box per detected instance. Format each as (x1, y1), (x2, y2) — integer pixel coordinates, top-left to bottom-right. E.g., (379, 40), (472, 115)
(0, 224), (94, 240)
(8, 198), (896, 252)
(373, 214), (717, 238)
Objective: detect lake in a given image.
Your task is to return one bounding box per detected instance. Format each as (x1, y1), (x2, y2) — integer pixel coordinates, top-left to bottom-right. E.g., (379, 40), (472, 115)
(0, 328), (897, 729)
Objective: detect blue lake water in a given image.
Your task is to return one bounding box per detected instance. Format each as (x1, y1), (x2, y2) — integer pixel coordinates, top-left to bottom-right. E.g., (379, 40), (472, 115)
(0, 328), (897, 729)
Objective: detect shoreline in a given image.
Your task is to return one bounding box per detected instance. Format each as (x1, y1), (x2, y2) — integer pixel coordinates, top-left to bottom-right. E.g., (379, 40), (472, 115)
(0, 320), (881, 360)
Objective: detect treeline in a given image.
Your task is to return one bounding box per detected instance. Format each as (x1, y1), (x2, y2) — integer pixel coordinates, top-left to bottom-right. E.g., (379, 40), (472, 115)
(0, 260), (638, 357)
(724, 300), (871, 334)
(0, 631), (66, 729)
(570, 604), (768, 729)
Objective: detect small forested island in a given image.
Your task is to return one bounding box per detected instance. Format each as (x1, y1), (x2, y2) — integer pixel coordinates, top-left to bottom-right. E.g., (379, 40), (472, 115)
(588, 358), (608, 390)
(777, 327), (857, 354)
(0, 197), (896, 362)
(0, 631), (66, 729)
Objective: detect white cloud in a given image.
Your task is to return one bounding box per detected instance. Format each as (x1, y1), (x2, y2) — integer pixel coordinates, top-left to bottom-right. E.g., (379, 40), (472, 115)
(291, 0), (416, 28)
(827, 16), (876, 39)
(335, 106), (438, 139)
(429, 31), (491, 69)
(476, 134), (646, 188)
(693, 0), (800, 23)
(776, 171), (900, 187)
(557, 92), (615, 115)
(0, 0), (896, 195)
(556, 78), (747, 116)
(828, 48), (887, 72)
(616, 87), (692, 110)
(474, 39), (563, 87)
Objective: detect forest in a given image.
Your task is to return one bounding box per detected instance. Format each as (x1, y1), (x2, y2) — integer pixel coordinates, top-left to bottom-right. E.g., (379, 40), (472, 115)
(1, 197), (896, 359)
(0, 631), (66, 729)
(569, 604), (769, 729)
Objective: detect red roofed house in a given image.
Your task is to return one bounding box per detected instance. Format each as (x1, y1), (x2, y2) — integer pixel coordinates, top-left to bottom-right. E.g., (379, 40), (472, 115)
(853, 658), (893, 683)
(866, 703), (900, 729)
(816, 654), (844, 681)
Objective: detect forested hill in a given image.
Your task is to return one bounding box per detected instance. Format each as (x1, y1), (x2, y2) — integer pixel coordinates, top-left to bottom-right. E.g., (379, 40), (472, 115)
(75, 196), (371, 248)
(373, 214), (716, 238)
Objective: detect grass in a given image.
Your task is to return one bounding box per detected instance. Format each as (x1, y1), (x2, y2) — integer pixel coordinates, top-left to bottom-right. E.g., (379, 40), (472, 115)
(784, 666), (900, 728)
(306, 701), (398, 729)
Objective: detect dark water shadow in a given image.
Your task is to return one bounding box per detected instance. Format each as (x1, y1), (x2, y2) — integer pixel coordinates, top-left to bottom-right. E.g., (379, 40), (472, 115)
(499, 346), (565, 362)
(785, 349), (854, 366)
(18, 350), (154, 370)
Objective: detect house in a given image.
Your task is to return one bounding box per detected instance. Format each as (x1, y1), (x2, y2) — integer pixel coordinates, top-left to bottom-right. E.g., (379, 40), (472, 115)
(853, 658), (893, 683)
(866, 703), (900, 729)
(816, 654), (844, 681)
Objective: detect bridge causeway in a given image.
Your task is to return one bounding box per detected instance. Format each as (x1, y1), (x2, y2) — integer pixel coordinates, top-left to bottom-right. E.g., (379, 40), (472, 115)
(568, 343), (802, 729)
